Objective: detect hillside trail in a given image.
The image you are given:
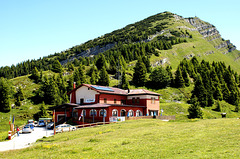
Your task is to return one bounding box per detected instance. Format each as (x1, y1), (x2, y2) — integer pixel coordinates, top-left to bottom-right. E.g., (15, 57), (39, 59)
(0, 127), (53, 152)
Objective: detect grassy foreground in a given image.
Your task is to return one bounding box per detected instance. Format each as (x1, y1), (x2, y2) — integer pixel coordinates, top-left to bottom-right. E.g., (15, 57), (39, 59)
(1, 119), (240, 159)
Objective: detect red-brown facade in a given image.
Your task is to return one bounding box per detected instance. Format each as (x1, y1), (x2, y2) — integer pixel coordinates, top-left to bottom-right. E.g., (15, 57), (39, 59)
(54, 84), (160, 124)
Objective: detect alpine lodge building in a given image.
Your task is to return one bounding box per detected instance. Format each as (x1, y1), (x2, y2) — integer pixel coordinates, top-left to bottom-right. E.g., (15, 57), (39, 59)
(53, 83), (161, 124)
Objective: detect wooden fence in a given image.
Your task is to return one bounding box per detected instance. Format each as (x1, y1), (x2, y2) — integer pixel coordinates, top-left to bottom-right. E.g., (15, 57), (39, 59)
(126, 115), (175, 121)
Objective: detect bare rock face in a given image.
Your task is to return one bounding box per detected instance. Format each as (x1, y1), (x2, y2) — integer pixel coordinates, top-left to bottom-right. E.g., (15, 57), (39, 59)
(60, 43), (116, 65)
(185, 17), (236, 53)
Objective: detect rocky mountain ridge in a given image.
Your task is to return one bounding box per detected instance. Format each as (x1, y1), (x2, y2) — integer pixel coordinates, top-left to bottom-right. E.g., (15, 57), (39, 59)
(60, 12), (237, 65)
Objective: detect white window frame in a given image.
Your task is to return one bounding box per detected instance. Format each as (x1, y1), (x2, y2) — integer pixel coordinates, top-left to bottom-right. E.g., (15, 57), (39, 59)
(128, 110), (134, 117)
(90, 109), (97, 117)
(136, 110), (143, 117)
(112, 109), (118, 117)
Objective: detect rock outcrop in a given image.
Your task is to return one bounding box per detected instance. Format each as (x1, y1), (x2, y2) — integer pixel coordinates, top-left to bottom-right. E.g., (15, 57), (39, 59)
(185, 17), (236, 53)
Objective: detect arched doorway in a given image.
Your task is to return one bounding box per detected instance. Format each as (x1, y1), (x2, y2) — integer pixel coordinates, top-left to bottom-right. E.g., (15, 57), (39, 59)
(120, 109), (126, 116)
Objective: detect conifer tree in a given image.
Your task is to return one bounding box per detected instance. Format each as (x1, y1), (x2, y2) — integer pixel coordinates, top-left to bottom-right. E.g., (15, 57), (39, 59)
(67, 75), (74, 92)
(215, 100), (221, 112)
(98, 66), (110, 86)
(191, 75), (208, 107)
(190, 56), (200, 73)
(174, 66), (185, 88)
(142, 56), (151, 73)
(166, 65), (174, 87)
(30, 67), (40, 83)
(67, 63), (75, 72)
(222, 83), (230, 101)
(51, 59), (63, 73)
(120, 70), (129, 90)
(214, 85), (223, 101)
(39, 101), (48, 118)
(90, 69), (97, 85)
(15, 86), (24, 106)
(132, 57), (147, 87)
(188, 96), (203, 119)
(181, 65), (190, 87)
(15, 86), (24, 101)
(78, 63), (86, 84)
(96, 54), (107, 70)
(149, 66), (170, 89)
(0, 78), (11, 112)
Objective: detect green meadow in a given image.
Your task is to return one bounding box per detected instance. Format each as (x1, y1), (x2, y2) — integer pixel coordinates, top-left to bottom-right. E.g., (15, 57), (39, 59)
(1, 118), (240, 159)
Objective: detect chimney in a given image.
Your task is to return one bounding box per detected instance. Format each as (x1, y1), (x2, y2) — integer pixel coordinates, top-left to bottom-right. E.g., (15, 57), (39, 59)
(73, 82), (76, 89)
(70, 82), (77, 104)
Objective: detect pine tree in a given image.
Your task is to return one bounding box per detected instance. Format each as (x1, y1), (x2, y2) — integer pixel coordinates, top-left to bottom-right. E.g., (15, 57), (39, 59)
(39, 102), (48, 118)
(174, 66), (185, 88)
(188, 96), (203, 119)
(30, 67), (40, 83)
(181, 65), (190, 87)
(67, 63), (75, 72)
(166, 65), (174, 87)
(0, 78), (11, 112)
(73, 63), (86, 86)
(132, 58), (147, 87)
(15, 86), (24, 101)
(191, 75), (208, 107)
(142, 56), (151, 73)
(96, 54), (107, 70)
(98, 66), (110, 86)
(149, 66), (170, 89)
(90, 69), (97, 85)
(214, 85), (223, 101)
(51, 59), (63, 73)
(215, 100), (221, 112)
(121, 70), (129, 90)
(78, 63), (86, 84)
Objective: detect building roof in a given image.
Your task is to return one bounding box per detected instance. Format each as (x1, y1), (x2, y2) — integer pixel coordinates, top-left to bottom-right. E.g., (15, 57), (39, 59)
(50, 103), (80, 110)
(68, 84), (161, 96)
(128, 89), (161, 96)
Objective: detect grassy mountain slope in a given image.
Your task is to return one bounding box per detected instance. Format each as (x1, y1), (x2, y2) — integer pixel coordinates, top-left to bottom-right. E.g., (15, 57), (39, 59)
(1, 11), (240, 141)
(1, 119), (240, 158)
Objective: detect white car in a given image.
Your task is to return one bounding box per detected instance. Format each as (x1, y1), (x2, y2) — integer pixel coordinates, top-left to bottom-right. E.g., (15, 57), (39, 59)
(55, 124), (76, 133)
(22, 125), (32, 133)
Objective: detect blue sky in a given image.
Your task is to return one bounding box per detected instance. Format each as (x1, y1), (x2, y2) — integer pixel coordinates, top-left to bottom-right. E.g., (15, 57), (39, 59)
(0, 0), (239, 67)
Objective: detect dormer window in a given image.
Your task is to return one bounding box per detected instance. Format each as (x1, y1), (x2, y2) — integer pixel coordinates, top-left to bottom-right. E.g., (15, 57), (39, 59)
(104, 98), (107, 104)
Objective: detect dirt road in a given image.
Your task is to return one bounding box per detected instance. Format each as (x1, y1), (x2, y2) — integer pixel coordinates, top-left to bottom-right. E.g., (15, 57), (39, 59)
(0, 127), (53, 152)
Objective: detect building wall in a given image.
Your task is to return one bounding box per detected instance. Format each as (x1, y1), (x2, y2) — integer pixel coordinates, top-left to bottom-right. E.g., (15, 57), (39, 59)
(99, 94), (127, 105)
(127, 95), (159, 115)
(73, 86), (99, 104)
(146, 97), (160, 115)
(75, 106), (145, 124)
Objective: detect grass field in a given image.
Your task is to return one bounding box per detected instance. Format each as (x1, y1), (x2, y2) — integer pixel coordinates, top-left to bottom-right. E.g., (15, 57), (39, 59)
(1, 118), (240, 158)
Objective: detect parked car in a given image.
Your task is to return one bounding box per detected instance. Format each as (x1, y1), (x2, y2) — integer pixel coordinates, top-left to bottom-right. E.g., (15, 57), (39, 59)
(22, 125), (32, 133)
(28, 119), (34, 124)
(46, 122), (54, 129)
(33, 121), (38, 127)
(38, 120), (46, 127)
(26, 123), (34, 131)
(55, 124), (76, 133)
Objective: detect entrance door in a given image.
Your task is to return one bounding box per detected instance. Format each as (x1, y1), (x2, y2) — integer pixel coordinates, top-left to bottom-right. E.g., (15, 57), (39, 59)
(120, 110), (126, 116)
